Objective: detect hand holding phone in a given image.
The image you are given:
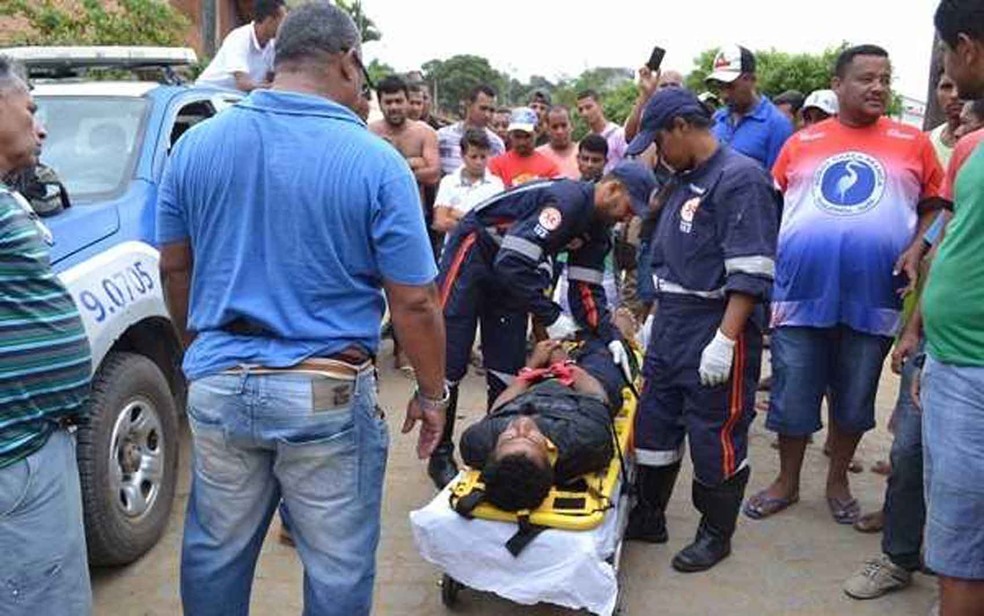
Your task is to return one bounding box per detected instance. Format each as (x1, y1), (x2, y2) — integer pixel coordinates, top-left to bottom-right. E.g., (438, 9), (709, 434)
(647, 45), (666, 72)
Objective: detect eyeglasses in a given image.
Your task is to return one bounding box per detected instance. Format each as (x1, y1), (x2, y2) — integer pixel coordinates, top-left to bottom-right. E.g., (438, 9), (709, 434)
(347, 48), (375, 99)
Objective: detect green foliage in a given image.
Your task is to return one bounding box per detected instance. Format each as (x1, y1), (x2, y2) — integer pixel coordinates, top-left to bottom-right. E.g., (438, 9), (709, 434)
(367, 59), (394, 85)
(3, 0), (189, 46)
(685, 45), (847, 98)
(335, 0), (381, 44)
(421, 55), (510, 115)
(685, 43), (904, 117)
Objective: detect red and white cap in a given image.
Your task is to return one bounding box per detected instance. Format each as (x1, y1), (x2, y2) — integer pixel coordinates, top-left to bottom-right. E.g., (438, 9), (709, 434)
(706, 45), (756, 84)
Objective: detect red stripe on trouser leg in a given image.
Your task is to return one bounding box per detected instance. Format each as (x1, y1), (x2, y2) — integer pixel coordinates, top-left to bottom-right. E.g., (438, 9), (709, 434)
(578, 281), (598, 329)
(439, 232), (477, 309)
(720, 334), (745, 478)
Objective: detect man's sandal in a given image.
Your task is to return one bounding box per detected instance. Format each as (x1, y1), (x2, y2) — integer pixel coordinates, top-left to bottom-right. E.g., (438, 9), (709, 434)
(743, 490), (800, 520)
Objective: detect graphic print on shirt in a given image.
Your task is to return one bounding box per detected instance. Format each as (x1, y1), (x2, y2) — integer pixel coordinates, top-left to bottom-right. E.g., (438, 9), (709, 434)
(812, 151), (886, 216)
(679, 197), (701, 233)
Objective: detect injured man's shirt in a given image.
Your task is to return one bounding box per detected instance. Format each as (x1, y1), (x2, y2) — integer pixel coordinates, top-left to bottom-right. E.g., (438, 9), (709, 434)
(459, 340), (624, 485)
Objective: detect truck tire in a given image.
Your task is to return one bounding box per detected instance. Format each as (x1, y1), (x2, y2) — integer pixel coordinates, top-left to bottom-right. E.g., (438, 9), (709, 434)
(77, 351), (179, 566)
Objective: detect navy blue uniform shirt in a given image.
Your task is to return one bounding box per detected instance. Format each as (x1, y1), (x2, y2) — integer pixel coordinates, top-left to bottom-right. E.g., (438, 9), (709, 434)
(456, 180), (615, 341)
(649, 146), (778, 311)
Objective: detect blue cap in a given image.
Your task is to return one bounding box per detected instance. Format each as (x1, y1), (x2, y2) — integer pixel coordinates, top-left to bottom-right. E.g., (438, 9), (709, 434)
(625, 88), (708, 157)
(608, 161), (659, 216)
(507, 107), (539, 133)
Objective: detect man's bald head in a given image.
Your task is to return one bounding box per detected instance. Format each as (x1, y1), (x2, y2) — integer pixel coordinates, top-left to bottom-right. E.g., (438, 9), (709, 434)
(658, 70), (684, 89)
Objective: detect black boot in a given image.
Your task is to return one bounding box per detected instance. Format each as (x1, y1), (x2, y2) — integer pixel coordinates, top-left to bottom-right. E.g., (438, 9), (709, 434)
(625, 462), (681, 543)
(672, 466), (750, 572)
(427, 385), (459, 490)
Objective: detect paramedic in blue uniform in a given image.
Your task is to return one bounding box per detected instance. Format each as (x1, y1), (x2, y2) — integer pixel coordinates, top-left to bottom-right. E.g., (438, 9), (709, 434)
(425, 162), (659, 489)
(623, 88), (778, 572)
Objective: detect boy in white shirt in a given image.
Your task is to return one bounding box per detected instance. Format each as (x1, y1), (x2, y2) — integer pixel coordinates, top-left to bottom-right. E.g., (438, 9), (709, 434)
(432, 129), (504, 237)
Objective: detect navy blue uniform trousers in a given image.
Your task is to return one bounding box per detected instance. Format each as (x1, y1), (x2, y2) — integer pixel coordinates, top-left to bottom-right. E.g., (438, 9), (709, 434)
(636, 297), (762, 486)
(438, 229), (530, 408)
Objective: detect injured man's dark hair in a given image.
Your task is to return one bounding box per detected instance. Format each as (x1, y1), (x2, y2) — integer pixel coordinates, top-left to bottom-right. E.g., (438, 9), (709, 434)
(461, 334), (631, 512)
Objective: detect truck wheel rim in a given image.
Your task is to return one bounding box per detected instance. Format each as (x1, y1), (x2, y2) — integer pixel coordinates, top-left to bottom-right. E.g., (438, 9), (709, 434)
(109, 397), (164, 519)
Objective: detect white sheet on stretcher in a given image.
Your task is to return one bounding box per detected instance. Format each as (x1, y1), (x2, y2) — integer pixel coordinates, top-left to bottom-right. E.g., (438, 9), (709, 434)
(409, 478), (622, 616)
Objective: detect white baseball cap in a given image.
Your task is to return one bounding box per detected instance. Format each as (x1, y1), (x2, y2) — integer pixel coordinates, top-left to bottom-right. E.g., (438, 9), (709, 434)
(803, 89), (839, 116)
(706, 45), (756, 84)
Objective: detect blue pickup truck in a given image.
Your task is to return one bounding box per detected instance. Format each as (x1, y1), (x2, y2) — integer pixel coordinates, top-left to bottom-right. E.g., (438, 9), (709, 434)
(5, 46), (240, 566)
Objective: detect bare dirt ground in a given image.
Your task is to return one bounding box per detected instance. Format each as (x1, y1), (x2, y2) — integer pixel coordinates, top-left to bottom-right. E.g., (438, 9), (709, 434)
(92, 343), (936, 615)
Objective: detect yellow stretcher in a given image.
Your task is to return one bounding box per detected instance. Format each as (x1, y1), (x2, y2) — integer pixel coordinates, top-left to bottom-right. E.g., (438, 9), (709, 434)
(448, 386), (637, 532)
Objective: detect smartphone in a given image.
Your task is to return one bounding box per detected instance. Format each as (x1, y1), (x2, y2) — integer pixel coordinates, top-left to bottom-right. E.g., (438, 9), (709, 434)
(647, 46), (666, 72)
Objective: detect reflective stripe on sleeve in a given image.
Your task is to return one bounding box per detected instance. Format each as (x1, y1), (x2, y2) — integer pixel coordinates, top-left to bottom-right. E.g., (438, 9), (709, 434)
(567, 266), (604, 284)
(725, 256), (775, 278)
(501, 235), (543, 261)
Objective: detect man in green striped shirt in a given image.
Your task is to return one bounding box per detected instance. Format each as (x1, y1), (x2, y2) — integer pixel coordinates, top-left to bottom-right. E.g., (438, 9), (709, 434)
(0, 56), (93, 615)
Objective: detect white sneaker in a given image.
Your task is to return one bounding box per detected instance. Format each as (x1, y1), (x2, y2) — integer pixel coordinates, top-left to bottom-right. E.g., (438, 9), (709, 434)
(844, 555), (912, 599)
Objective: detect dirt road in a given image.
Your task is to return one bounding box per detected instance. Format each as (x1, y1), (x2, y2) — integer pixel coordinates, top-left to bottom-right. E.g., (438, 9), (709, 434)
(92, 345), (936, 615)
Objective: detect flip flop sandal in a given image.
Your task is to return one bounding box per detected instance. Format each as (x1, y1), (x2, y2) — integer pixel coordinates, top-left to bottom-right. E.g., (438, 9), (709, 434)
(743, 490), (800, 520)
(853, 511), (884, 533)
(827, 496), (861, 525)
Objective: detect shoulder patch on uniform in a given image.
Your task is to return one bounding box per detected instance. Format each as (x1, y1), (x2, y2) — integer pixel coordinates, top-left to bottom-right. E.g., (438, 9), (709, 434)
(538, 206), (563, 231)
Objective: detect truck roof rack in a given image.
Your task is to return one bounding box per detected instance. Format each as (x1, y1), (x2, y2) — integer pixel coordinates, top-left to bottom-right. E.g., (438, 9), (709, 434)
(3, 46), (198, 84)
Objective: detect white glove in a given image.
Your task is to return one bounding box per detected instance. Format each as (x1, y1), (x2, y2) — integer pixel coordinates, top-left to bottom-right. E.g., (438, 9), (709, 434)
(545, 314), (578, 340)
(699, 330), (736, 387)
(608, 340), (633, 385)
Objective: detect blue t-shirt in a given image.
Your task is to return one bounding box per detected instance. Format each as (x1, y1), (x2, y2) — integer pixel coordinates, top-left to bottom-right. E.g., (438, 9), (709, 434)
(711, 97), (793, 170)
(157, 90), (437, 379)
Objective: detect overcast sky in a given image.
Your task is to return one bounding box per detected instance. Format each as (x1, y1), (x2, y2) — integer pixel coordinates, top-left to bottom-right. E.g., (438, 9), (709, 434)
(363, 0), (939, 102)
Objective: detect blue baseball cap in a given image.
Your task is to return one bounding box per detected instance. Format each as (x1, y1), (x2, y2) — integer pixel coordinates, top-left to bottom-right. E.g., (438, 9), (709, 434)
(608, 161), (659, 216)
(625, 87), (708, 157)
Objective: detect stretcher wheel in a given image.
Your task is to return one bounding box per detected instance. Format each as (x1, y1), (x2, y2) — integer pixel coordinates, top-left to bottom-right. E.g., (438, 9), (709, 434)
(441, 573), (463, 608)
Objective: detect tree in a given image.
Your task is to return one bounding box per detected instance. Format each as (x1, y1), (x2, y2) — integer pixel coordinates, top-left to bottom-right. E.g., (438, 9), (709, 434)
(685, 44), (903, 117)
(366, 59), (394, 85)
(422, 55), (509, 116)
(923, 32), (945, 130)
(2, 0), (189, 47)
(335, 0), (381, 44)
(685, 45), (846, 98)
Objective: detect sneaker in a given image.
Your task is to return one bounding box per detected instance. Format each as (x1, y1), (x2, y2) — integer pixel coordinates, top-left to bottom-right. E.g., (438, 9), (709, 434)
(843, 555), (912, 599)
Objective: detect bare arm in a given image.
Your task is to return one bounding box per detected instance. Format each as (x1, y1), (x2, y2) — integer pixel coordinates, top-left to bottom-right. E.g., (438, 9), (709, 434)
(719, 292), (757, 340)
(409, 127), (441, 186)
(384, 280), (445, 397)
(432, 206), (462, 233)
(232, 71), (268, 93)
(624, 67), (660, 142)
(160, 241), (195, 350)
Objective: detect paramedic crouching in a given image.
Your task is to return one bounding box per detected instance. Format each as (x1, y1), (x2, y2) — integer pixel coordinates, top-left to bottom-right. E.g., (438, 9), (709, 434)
(458, 336), (627, 512)
(623, 88), (778, 572)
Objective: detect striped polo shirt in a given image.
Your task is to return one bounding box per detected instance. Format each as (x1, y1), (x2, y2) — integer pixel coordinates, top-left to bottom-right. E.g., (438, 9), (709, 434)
(0, 182), (91, 468)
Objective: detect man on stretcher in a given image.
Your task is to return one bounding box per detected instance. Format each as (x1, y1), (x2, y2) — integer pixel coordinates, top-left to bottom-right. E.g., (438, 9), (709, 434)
(459, 315), (635, 514)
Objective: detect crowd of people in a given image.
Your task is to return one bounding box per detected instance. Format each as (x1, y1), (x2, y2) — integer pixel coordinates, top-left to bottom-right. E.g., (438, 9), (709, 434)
(2, 0), (984, 615)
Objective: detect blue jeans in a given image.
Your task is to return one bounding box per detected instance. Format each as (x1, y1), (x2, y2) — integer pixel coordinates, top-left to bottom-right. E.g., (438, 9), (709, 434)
(921, 355), (984, 580)
(181, 367), (389, 616)
(881, 346), (924, 571)
(0, 429), (91, 616)
(767, 325), (892, 435)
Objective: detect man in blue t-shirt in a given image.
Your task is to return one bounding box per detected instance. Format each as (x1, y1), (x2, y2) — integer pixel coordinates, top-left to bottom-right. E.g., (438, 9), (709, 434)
(705, 45), (794, 170)
(157, 5), (447, 615)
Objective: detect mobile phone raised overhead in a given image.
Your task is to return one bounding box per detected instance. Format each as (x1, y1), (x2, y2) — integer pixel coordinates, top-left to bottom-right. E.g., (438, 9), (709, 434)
(647, 46), (666, 71)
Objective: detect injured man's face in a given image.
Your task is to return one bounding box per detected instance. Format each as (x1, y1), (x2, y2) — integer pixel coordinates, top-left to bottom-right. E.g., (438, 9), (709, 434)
(493, 416), (551, 469)
(484, 415), (556, 512)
